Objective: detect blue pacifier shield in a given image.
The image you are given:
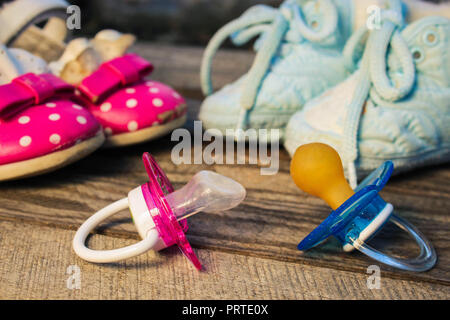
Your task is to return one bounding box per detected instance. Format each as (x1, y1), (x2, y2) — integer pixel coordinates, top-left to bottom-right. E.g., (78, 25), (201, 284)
(354, 161), (393, 193)
(297, 161), (394, 251)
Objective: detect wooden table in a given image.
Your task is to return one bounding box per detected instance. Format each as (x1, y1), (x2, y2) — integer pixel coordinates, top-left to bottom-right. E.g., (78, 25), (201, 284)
(0, 44), (449, 299)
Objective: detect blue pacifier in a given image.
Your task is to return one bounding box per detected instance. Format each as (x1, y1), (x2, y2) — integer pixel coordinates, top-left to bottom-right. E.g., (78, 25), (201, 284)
(290, 143), (436, 272)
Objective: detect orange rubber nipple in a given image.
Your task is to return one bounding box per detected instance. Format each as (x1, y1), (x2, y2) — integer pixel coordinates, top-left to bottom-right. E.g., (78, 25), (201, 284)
(290, 143), (354, 210)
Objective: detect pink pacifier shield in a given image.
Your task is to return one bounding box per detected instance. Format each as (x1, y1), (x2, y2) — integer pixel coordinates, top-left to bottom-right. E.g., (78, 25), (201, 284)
(141, 152), (202, 270)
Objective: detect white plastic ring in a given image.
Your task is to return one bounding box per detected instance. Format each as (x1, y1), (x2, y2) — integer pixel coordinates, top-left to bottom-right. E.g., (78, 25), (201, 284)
(73, 198), (160, 263)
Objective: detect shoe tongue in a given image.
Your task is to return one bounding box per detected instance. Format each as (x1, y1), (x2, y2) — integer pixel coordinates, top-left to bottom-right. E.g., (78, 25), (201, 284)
(0, 44), (49, 85)
(304, 72), (362, 139)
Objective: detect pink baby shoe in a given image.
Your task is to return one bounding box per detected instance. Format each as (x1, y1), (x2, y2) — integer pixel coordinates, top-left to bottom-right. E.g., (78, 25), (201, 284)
(75, 53), (187, 147)
(0, 72), (104, 181)
(0, 0), (188, 148)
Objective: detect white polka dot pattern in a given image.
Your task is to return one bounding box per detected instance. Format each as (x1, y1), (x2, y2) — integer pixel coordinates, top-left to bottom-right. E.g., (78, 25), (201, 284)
(19, 136), (32, 147)
(127, 121), (138, 132)
(49, 113), (60, 121)
(77, 116), (87, 124)
(85, 80), (186, 138)
(152, 98), (163, 107)
(126, 99), (138, 108)
(18, 116), (30, 124)
(0, 99), (101, 167)
(173, 92), (181, 99)
(49, 134), (61, 144)
(100, 102), (112, 112)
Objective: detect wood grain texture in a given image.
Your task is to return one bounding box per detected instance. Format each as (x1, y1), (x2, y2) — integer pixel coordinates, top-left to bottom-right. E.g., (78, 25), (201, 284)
(0, 97), (448, 286)
(0, 220), (448, 300)
(0, 44), (449, 299)
(133, 43), (254, 98)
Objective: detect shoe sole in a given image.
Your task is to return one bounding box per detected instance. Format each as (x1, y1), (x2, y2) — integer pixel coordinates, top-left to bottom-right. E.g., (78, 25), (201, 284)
(0, 130), (105, 182)
(356, 147), (450, 177)
(103, 115), (187, 148)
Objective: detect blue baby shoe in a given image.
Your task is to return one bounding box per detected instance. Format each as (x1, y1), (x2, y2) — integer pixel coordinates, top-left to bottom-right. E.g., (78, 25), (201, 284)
(285, 7), (450, 187)
(199, 0), (355, 141)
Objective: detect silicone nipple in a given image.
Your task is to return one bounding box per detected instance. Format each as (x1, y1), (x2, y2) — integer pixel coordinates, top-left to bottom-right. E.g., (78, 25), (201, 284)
(166, 171), (246, 221)
(290, 143), (354, 210)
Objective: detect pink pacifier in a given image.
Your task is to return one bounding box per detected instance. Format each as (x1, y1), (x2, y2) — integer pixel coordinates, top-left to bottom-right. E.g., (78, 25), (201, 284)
(73, 153), (246, 270)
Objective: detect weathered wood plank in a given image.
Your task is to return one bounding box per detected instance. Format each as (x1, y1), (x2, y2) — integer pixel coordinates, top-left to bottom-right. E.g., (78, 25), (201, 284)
(0, 219), (448, 299)
(0, 98), (448, 285)
(132, 43), (450, 284)
(133, 43), (254, 97)
(0, 44), (449, 289)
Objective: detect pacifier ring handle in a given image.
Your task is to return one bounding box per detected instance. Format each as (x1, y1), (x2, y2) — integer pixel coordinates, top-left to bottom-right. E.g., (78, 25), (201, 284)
(73, 198), (160, 263)
(350, 214), (437, 272)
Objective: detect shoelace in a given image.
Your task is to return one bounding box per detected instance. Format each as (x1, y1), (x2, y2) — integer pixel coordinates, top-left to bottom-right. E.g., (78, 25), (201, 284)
(341, 0), (415, 188)
(200, 0), (339, 132)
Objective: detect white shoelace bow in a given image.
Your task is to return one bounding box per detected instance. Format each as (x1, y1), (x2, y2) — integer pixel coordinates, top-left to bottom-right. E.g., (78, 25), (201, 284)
(200, 0), (339, 131)
(342, 0), (415, 188)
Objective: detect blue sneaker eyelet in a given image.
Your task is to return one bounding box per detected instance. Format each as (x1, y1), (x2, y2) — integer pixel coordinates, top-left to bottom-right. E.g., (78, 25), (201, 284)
(308, 14), (321, 30)
(411, 47), (425, 63)
(423, 30), (439, 47)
